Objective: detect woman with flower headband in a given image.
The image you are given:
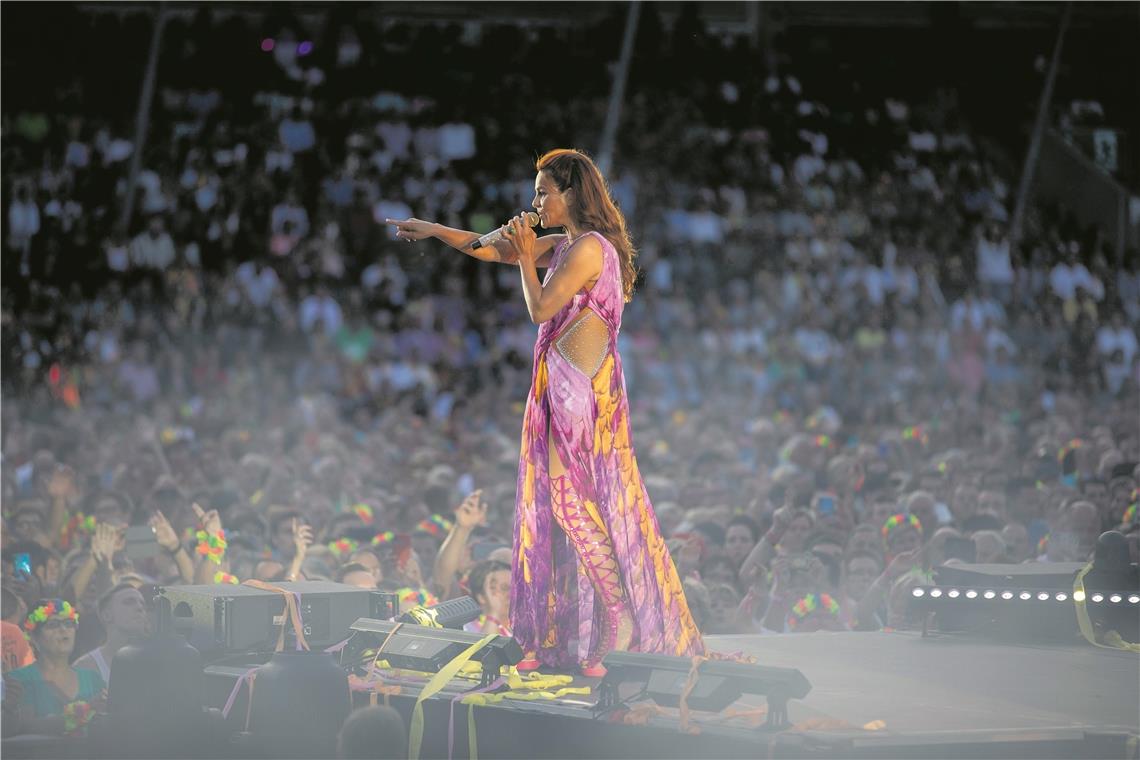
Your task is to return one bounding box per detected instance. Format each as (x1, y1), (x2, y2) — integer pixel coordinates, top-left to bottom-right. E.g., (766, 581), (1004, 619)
(5, 599), (105, 736)
(388, 149), (703, 675)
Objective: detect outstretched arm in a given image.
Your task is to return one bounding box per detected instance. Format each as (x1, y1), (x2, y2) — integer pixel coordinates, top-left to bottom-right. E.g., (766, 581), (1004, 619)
(386, 217), (562, 266)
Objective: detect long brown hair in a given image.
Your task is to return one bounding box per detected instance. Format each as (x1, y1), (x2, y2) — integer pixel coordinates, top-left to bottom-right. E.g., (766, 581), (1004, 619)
(535, 149), (637, 303)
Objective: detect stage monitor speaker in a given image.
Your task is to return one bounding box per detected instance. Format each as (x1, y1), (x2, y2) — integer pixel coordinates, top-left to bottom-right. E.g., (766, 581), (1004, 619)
(918, 558), (1138, 642)
(934, 562), (1083, 590)
(343, 617), (522, 687)
(158, 582), (396, 659)
(598, 652), (811, 727)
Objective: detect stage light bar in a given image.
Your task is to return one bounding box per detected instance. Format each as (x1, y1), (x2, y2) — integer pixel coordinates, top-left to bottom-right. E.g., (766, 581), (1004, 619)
(598, 652), (811, 728)
(343, 617), (522, 687)
(913, 586), (1137, 607)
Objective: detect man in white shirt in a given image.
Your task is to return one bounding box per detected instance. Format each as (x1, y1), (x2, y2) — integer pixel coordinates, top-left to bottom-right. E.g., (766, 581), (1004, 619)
(950, 291), (1005, 333)
(270, 191), (310, 238)
(299, 285), (344, 336)
(975, 223), (1014, 304)
(235, 259), (280, 309)
(128, 216), (176, 271)
(1049, 251), (1102, 302)
(7, 183), (40, 272)
(1094, 309), (1140, 369)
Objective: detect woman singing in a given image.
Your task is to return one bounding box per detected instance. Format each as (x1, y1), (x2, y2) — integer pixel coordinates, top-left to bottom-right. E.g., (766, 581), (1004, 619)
(388, 148), (703, 676)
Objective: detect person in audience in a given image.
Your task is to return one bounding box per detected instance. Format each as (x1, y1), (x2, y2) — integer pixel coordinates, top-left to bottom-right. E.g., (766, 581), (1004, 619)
(336, 705), (407, 760)
(72, 583), (148, 685)
(462, 559), (512, 636)
(5, 599), (105, 736)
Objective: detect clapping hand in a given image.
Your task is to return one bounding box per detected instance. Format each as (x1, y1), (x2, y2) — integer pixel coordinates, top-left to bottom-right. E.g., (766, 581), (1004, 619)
(149, 510), (181, 553)
(191, 503), (222, 535)
(90, 523), (120, 567)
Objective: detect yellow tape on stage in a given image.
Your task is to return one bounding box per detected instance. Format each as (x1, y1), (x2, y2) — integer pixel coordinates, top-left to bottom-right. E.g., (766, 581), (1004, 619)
(408, 633), (497, 760)
(1073, 562), (1140, 653)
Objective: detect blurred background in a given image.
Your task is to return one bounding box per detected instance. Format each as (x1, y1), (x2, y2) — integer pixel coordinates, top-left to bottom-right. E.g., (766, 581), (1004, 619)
(1, 0), (1138, 648)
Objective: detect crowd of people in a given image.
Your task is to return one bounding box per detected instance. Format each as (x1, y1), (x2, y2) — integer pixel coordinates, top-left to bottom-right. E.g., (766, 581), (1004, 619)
(2, 4), (1138, 750)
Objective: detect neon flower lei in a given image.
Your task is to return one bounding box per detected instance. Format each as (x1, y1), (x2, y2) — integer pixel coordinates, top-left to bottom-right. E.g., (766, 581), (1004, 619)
(24, 600), (79, 633)
(812, 434), (833, 449)
(1057, 438), (1083, 465)
(59, 513), (97, 551)
(881, 513), (923, 542)
(1122, 498), (1137, 527)
(195, 529), (227, 564)
(329, 538), (359, 558)
(371, 531), (395, 547)
(787, 593), (841, 630)
(62, 700), (95, 736)
(415, 514), (453, 538)
(901, 426), (928, 446)
(351, 504), (375, 526)
(398, 587), (439, 607)
(214, 571), (239, 585)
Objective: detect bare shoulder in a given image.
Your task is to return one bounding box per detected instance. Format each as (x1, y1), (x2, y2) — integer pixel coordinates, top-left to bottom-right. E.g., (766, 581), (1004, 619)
(564, 232), (605, 262)
(536, 233), (567, 254)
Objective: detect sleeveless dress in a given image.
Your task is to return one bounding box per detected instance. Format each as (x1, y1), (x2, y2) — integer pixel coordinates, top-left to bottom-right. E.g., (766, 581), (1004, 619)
(509, 231), (704, 668)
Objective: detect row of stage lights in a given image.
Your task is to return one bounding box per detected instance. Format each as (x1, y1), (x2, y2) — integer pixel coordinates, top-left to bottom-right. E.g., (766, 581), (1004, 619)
(912, 587), (1140, 604)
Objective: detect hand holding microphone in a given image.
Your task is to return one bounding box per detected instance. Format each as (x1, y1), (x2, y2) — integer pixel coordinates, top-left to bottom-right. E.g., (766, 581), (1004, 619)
(473, 211), (539, 250)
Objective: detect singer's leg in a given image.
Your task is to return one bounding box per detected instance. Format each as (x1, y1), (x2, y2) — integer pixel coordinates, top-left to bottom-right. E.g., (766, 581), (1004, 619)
(547, 426), (632, 671)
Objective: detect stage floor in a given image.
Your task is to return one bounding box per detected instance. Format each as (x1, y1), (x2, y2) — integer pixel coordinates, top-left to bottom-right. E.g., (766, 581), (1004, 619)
(197, 630), (1139, 759)
(711, 630), (1140, 735)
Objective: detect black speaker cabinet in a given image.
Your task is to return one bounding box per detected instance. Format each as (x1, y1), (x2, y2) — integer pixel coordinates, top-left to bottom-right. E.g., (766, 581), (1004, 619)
(158, 582), (397, 659)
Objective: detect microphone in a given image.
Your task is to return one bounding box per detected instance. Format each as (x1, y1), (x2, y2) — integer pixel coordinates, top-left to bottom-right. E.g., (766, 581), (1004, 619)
(471, 212), (539, 250)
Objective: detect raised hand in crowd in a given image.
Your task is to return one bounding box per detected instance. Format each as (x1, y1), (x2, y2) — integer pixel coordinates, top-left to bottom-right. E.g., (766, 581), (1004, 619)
(286, 519), (314, 582)
(740, 503), (795, 582)
(433, 489), (487, 599)
(455, 490), (489, 530)
(70, 521), (122, 602)
(854, 547), (925, 630)
(46, 464), (79, 539)
(192, 502), (223, 536)
(150, 509), (194, 582)
(192, 502), (226, 583)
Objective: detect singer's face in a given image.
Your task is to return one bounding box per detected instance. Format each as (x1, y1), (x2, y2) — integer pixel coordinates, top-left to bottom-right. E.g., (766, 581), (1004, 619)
(532, 172), (569, 229)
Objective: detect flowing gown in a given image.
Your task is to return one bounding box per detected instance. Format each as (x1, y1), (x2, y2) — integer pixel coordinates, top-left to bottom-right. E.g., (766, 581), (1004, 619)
(510, 231), (704, 668)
